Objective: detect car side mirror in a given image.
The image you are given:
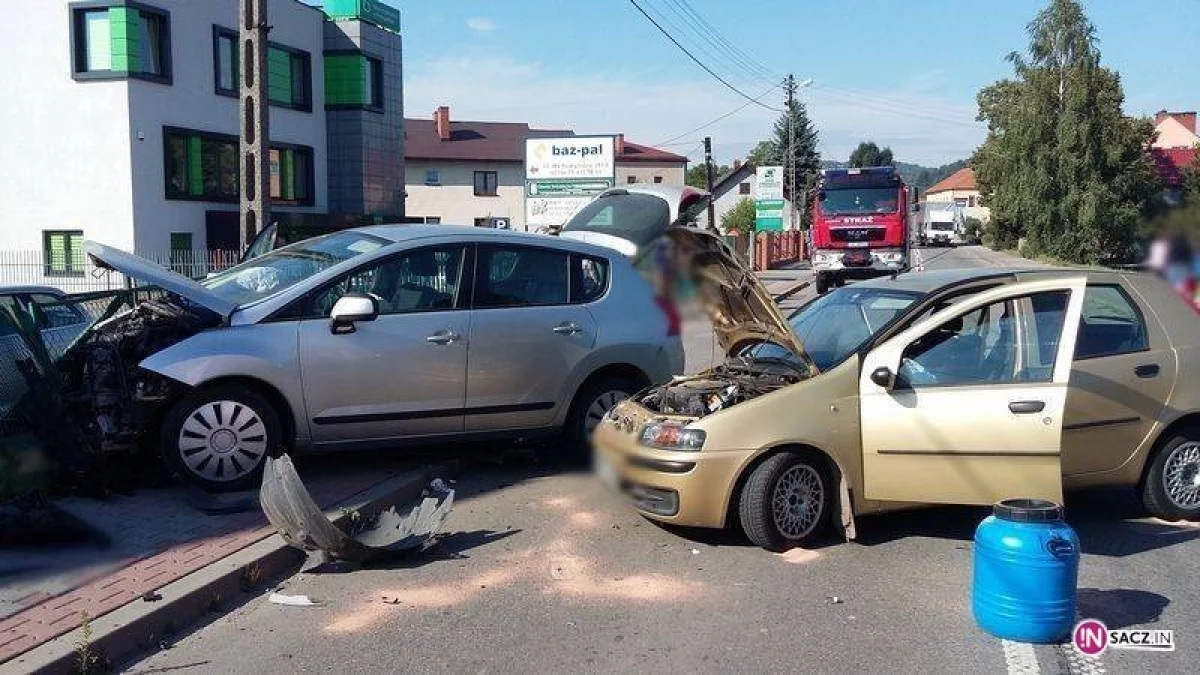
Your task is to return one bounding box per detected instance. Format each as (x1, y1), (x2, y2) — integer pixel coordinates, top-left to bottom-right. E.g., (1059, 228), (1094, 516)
(870, 366), (894, 390)
(330, 293), (378, 335)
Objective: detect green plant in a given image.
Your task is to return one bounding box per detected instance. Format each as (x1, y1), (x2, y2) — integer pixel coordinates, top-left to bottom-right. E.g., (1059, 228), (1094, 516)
(722, 198), (757, 236)
(72, 612), (107, 674)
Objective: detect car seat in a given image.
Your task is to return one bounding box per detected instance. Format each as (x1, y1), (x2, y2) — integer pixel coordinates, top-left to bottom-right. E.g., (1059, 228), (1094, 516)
(391, 251), (443, 311)
(499, 254), (566, 305)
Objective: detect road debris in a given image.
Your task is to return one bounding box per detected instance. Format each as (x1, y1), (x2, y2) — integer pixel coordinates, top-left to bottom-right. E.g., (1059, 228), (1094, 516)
(260, 454), (454, 563)
(826, 596), (844, 605)
(269, 593), (318, 607)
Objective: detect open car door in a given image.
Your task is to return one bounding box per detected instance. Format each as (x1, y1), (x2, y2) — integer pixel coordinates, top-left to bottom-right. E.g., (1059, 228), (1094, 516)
(859, 276), (1087, 505)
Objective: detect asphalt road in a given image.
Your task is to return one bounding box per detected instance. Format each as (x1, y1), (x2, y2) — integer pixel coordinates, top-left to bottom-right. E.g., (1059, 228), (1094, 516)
(126, 246), (1198, 674)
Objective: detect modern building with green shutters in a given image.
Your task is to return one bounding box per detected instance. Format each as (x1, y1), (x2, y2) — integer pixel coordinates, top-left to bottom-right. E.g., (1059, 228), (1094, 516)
(0, 0), (404, 271)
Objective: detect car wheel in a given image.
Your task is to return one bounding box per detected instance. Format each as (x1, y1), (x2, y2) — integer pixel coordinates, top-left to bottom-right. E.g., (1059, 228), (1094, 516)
(815, 273), (830, 295)
(160, 384), (282, 492)
(738, 452), (831, 551)
(564, 374), (639, 458)
(1142, 428), (1200, 521)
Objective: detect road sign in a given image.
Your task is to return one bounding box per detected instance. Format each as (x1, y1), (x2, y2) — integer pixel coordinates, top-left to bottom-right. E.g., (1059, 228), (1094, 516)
(755, 166), (785, 231)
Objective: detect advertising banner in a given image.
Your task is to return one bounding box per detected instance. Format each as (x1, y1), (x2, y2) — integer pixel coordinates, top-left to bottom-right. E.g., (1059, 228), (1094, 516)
(525, 136), (616, 229)
(755, 166), (785, 232)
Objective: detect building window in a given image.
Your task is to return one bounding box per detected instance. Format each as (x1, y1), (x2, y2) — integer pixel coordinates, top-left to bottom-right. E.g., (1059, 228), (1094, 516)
(739, 182), (751, 195)
(169, 232), (192, 273)
(71, 2), (172, 84)
(653, 176), (664, 184)
(425, 169), (441, 186)
(474, 171), (499, 196)
(953, 197), (969, 207)
(164, 126), (314, 206)
(626, 175), (636, 184)
(324, 51), (384, 112)
(425, 216), (441, 224)
(267, 45), (311, 111)
(43, 231), (85, 277)
(968, 195), (977, 207)
(213, 26), (237, 96)
(474, 218), (489, 227)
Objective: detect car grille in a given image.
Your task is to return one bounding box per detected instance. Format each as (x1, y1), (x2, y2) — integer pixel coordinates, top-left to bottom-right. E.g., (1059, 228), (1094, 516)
(830, 227), (886, 243)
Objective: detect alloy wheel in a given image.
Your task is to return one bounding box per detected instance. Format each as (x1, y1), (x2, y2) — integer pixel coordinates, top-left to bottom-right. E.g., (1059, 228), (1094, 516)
(177, 400), (268, 483)
(1163, 441), (1200, 510)
(771, 464), (824, 539)
(584, 390), (629, 435)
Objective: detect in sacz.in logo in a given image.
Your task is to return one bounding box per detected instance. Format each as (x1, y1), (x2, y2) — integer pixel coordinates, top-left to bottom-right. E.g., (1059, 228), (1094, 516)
(1073, 619), (1175, 655)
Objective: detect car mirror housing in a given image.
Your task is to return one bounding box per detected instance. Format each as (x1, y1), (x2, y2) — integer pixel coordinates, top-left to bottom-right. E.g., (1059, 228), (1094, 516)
(330, 293), (378, 334)
(870, 366), (894, 390)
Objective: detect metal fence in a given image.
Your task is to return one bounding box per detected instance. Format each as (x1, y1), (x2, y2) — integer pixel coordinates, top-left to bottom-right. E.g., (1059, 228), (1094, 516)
(0, 249), (241, 292)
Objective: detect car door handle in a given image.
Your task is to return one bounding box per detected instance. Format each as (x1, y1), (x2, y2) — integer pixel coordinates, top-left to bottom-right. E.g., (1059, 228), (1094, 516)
(425, 330), (460, 345)
(552, 322), (582, 335)
(1134, 364), (1160, 379)
(1009, 400), (1046, 414)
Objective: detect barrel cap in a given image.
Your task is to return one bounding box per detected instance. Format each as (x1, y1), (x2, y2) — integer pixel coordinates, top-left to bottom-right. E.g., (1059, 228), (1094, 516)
(993, 498), (1063, 523)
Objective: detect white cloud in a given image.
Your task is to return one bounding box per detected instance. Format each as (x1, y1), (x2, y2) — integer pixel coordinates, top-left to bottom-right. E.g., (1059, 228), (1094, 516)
(405, 56), (985, 166)
(466, 17), (496, 33)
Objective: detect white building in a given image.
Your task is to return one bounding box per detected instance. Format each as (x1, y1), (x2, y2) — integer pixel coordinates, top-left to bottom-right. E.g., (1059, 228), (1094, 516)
(703, 163), (799, 233)
(0, 0), (403, 283)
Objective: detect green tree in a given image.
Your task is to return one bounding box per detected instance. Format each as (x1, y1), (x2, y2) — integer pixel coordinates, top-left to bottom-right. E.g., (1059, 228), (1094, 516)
(849, 141), (894, 168)
(685, 162), (730, 189)
(971, 0), (1162, 263)
(722, 197), (756, 236)
(752, 75), (821, 226)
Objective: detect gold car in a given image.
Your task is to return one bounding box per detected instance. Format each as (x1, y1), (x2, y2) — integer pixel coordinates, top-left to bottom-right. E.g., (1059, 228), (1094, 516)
(588, 230), (1200, 550)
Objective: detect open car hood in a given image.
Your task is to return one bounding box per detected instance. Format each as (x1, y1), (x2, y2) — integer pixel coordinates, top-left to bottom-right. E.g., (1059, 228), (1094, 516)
(85, 241), (237, 319)
(666, 229), (811, 365)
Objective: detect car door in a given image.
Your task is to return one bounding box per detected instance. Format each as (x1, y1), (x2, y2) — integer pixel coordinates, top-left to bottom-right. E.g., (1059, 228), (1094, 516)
(859, 277), (1087, 505)
(465, 244), (597, 432)
(1061, 283), (1175, 475)
(297, 244), (471, 444)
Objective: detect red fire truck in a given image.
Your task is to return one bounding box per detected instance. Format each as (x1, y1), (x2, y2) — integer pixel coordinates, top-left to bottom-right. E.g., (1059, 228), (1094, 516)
(809, 166), (912, 294)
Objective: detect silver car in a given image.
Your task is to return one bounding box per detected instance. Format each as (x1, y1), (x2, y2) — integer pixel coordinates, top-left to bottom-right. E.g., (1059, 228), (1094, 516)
(75, 225), (684, 491)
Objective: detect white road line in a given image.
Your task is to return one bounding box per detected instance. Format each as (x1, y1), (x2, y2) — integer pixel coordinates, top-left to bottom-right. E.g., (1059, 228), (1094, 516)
(1002, 640), (1042, 675)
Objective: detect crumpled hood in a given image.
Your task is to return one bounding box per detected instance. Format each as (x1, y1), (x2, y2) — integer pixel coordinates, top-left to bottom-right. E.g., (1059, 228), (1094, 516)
(85, 241), (237, 319)
(665, 229), (813, 369)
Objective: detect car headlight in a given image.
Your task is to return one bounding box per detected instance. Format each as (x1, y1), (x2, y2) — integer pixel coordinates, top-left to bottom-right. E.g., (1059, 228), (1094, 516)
(639, 422), (706, 451)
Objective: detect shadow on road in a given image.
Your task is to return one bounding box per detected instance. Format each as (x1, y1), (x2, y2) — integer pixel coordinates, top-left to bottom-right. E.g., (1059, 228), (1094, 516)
(1076, 588), (1170, 629)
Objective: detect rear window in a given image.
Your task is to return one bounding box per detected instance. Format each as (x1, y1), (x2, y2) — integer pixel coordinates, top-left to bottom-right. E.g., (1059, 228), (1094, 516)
(572, 255), (610, 303)
(1075, 285), (1148, 359)
(561, 193), (671, 248)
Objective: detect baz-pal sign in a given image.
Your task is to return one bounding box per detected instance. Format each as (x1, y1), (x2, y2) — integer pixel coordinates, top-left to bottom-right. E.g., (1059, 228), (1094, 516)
(524, 136), (615, 229)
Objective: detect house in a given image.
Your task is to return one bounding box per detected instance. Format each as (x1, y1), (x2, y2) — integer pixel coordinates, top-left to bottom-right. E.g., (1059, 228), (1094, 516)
(404, 106), (687, 230)
(0, 0), (405, 284)
(702, 161), (799, 233)
(1151, 110), (1198, 204)
(924, 167), (990, 223)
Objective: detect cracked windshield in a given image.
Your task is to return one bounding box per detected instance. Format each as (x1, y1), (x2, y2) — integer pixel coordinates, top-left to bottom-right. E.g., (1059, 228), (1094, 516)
(1, 1), (1197, 673)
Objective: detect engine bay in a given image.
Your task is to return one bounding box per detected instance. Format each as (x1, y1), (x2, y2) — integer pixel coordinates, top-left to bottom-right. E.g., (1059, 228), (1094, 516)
(636, 351), (808, 417)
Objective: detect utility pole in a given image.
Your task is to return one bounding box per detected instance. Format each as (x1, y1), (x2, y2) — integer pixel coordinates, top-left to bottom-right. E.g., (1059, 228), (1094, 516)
(704, 136), (716, 231)
(785, 74), (797, 232)
(240, 0), (271, 251)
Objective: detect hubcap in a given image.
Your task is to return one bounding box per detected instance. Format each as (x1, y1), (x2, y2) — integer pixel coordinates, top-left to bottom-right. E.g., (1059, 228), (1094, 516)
(584, 390), (629, 436)
(1163, 442), (1200, 510)
(177, 400), (267, 483)
(772, 464), (824, 539)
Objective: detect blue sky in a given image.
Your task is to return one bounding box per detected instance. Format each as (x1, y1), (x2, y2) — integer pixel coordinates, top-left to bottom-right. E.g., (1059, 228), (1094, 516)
(350, 0), (1199, 166)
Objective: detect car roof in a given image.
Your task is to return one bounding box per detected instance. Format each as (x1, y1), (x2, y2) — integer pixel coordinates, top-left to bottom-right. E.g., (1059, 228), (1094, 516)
(0, 285), (65, 297)
(853, 266), (1127, 294)
(349, 223), (620, 258)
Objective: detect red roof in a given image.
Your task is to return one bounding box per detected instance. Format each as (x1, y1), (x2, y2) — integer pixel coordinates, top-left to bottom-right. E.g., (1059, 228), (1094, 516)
(1152, 147), (1198, 187)
(403, 118), (685, 165)
(926, 167), (977, 194)
(616, 140), (687, 164)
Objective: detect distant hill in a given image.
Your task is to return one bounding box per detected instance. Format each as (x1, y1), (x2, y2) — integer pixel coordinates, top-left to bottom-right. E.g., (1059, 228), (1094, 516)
(819, 159), (968, 192)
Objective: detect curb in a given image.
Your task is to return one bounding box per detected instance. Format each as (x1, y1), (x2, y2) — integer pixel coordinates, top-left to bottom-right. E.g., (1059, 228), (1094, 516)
(8, 469), (432, 675)
(772, 280), (812, 303)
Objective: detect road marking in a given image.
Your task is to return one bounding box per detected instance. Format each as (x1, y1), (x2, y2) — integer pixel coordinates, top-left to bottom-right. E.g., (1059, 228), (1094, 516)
(1002, 639), (1042, 674)
(912, 248), (924, 272)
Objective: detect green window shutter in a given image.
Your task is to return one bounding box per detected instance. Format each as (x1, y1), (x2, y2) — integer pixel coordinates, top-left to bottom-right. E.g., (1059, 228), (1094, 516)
(108, 7), (141, 73)
(48, 234), (67, 272)
(324, 54), (366, 105)
(281, 149), (295, 200)
(187, 137), (204, 196)
(268, 48), (293, 104)
(69, 233), (85, 272)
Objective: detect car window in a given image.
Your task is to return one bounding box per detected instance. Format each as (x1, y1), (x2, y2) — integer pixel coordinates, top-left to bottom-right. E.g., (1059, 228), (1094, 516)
(1074, 285), (1148, 359)
(28, 293), (84, 329)
(475, 246), (568, 308)
(572, 255), (610, 303)
(560, 193), (671, 248)
(788, 288), (920, 370)
(898, 290), (1070, 387)
(307, 246), (465, 318)
(0, 296), (19, 337)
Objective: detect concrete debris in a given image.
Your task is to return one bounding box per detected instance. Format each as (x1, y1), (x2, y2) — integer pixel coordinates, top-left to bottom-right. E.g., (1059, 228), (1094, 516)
(259, 454), (455, 563)
(268, 593), (317, 607)
(826, 596), (844, 605)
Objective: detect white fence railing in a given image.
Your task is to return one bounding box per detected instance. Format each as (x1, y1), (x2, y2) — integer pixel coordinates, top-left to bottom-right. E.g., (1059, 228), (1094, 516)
(0, 249), (241, 292)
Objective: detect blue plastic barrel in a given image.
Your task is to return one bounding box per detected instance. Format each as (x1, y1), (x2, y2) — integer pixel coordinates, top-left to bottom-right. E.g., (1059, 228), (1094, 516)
(972, 499), (1080, 643)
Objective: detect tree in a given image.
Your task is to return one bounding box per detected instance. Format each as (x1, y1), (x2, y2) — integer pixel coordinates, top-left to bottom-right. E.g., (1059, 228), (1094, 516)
(849, 141), (894, 168)
(971, 0), (1162, 263)
(685, 163), (730, 189)
(751, 75), (821, 227)
(722, 197), (756, 236)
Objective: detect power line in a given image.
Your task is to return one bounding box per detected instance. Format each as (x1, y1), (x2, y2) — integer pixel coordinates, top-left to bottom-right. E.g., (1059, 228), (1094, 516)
(654, 80), (784, 147)
(659, 0), (777, 87)
(672, 0), (779, 83)
(627, 0), (783, 113)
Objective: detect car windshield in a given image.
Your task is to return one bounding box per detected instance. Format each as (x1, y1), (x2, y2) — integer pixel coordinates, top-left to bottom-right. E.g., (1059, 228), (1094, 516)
(202, 230), (388, 307)
(930, 222), (954, 231)
(788, 287), (922, 370)
(561, 193), (672, 247)
(821, 187), (899, 215)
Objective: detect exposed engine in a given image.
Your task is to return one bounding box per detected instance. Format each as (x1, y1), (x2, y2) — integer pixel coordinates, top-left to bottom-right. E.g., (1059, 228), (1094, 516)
(58, 297), (218, 453)
(638, 355), (806, 417)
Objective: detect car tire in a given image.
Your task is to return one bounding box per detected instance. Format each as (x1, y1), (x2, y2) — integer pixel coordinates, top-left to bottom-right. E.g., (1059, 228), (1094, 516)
(1142, 427), (1200, 521)
(563, 374), (639, 459)
(815, 273), (830, 295)
(738, 452), (831, 551)
(160, 384), (282, 493)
